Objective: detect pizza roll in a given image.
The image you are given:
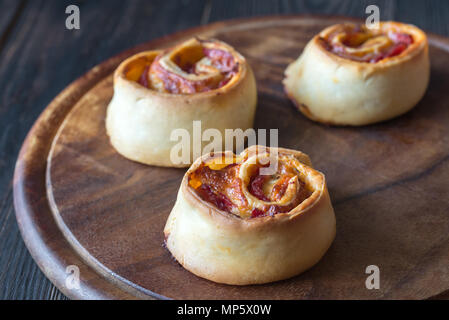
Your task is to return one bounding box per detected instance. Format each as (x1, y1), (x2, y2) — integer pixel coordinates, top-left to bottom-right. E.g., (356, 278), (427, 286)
(284, 22), (430, 126)
(164, 146), (336, 285)
(106, 38), (257, 167)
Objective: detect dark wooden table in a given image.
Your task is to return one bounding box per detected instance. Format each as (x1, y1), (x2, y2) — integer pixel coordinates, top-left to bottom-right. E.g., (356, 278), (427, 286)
(1, 0), (448, 300)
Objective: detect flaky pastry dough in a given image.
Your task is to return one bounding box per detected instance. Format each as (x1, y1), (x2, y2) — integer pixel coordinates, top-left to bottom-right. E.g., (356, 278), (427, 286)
(284, 21), (430, 126)
(164, 146), (336, 285)
(106, 38), (257, 167)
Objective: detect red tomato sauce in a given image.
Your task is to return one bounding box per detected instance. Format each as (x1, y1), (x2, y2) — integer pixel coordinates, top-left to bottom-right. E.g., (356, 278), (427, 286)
(321, 25), (414, 63)
(188, 160), (312, 219)
(139, 45), (238, 94)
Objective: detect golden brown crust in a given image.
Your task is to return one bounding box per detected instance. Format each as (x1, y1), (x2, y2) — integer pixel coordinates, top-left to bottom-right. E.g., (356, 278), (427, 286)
(164, 146), (336, 285)
(317, 22), (426, 65)
(147, 38), (242, 94)
(106, 39), (257, 167)
(283, 21), (430, 126)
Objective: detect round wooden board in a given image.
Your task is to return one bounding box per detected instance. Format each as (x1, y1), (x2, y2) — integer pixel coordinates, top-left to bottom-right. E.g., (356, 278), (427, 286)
(14, 15), (449, 300)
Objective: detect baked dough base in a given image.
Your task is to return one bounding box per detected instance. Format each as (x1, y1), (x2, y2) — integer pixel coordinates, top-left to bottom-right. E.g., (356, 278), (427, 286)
(164, 146), (336, 285)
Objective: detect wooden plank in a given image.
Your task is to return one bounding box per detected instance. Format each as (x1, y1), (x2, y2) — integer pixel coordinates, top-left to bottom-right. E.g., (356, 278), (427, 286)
(394, 0), (449, 35)
(205, 0), (449, 36)
(206, 0), (396, 22)
(0, 0), (25, 46)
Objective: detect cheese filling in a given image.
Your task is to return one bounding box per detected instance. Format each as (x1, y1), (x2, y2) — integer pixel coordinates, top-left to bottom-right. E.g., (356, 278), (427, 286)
(188, 154), (312, 219)
(320, 24), (414, 63)
(125, 38), (240, 94)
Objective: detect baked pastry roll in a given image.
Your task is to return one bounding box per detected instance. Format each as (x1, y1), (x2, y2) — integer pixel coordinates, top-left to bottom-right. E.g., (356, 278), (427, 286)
(164, 146), (336, 285)
(106, 38), (257, 167)
(284, 21), (430, 126)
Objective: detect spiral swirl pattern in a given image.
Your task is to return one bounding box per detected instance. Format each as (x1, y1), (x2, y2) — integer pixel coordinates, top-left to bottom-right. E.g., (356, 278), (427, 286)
(188, 151), (312, 219)
(133, 38), (242, 94)
(320, 23), (414, 63)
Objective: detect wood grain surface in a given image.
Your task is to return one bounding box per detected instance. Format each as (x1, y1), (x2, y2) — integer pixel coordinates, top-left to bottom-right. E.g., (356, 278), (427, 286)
(3, 0), (449, 300)
(13, 15), (449, 300)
